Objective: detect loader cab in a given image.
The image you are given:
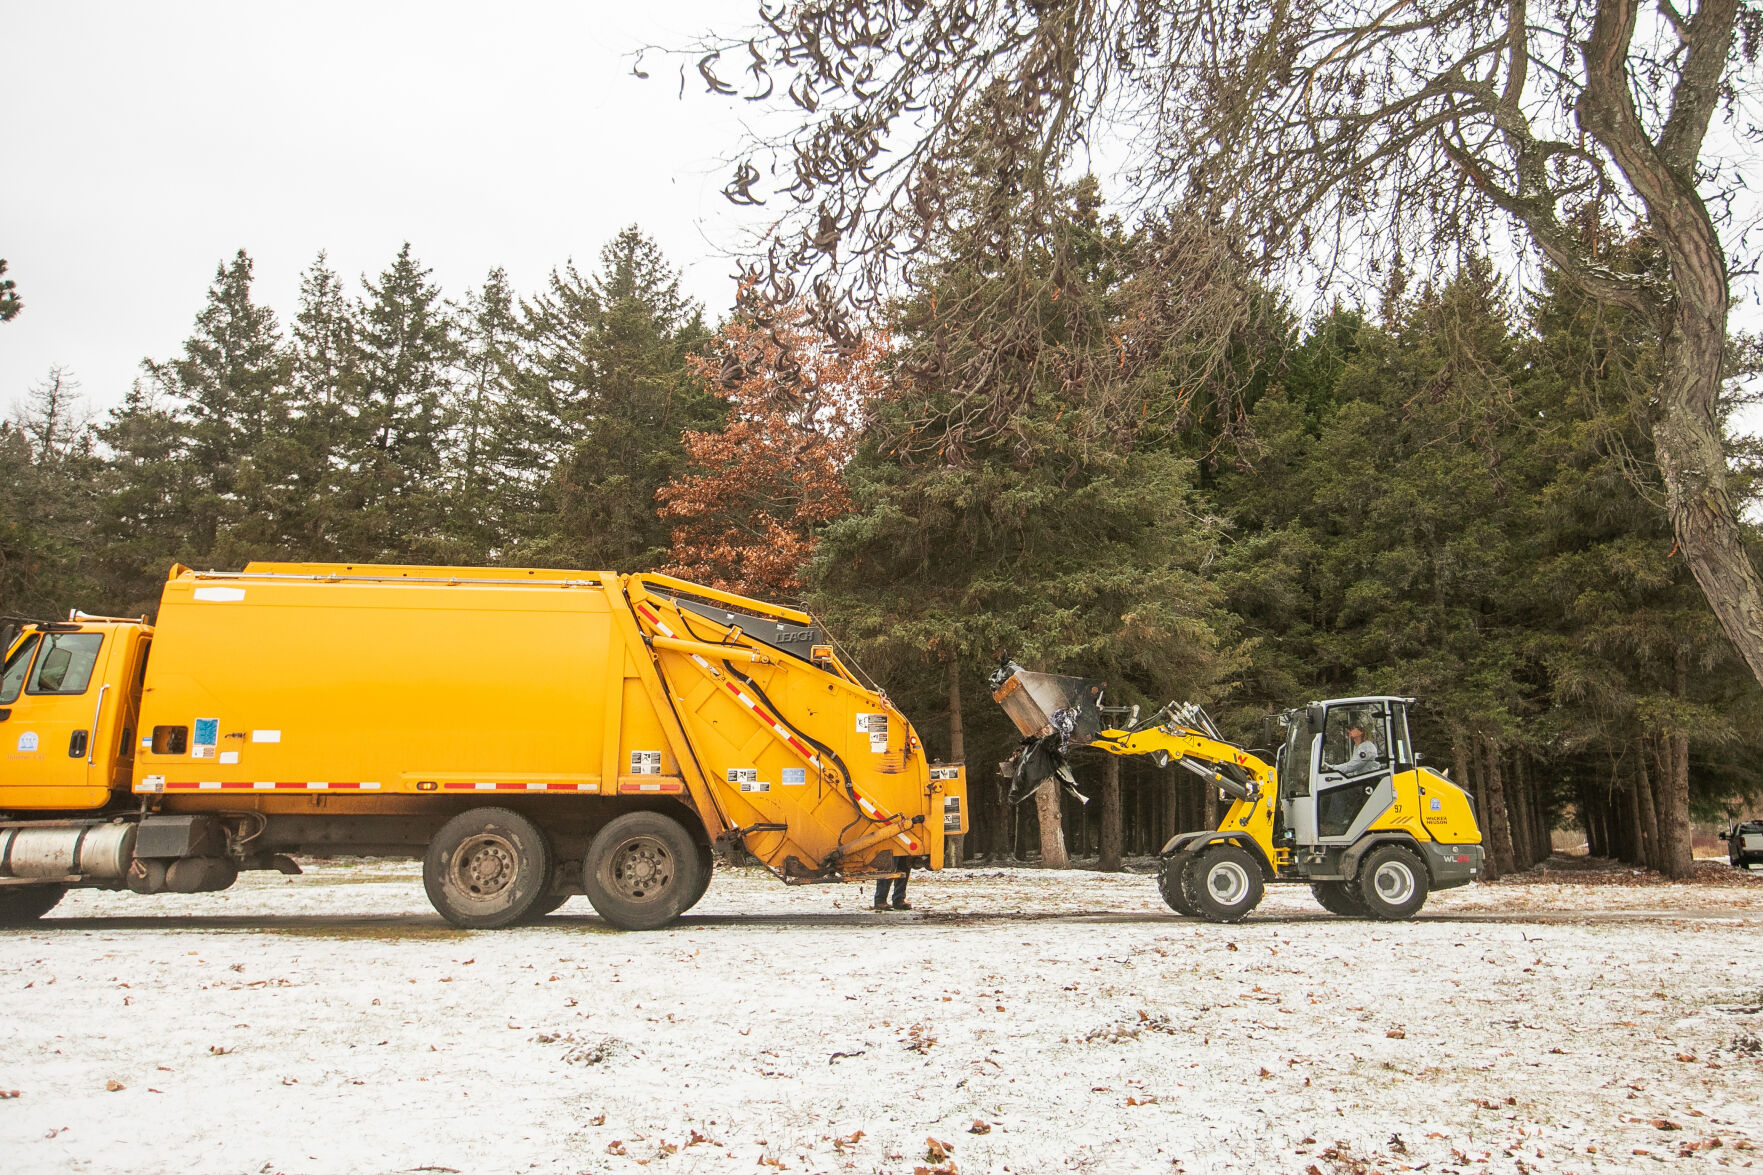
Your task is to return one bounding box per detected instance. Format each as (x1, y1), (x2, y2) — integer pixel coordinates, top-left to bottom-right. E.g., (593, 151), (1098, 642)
(1278, 696), (1415, 847)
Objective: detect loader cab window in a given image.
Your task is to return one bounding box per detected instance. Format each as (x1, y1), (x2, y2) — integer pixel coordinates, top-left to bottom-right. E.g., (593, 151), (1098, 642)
(26, 632), (104, 695)
(1, 633), (40, 704)
(1321, 705), (1388, 778)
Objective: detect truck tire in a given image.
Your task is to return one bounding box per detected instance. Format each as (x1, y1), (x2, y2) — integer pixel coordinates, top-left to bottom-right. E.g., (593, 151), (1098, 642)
(1356, 843), (1429, 920)
(424, 808), (553, 930)
(679, 843), (715, 915)
(582, 811), (703, 930)
(1158, 856), (1198, 916)
(0, 883), (67, 927)
(521, 892), (572, 921)
(1184, 843), (1264, 924)
(1311, 880), (1371, 918)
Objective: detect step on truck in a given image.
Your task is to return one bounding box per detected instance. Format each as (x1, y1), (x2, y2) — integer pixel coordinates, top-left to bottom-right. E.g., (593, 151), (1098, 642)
(0, 563), (967, 929)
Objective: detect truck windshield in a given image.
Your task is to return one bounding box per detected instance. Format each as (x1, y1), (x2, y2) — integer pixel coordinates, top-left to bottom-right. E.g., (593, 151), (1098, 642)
(1, 633), (40, 703)
(26, 632), (104, 695)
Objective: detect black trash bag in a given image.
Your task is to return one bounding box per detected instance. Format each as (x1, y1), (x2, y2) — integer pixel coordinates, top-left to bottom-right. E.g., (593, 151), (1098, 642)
(1004, 732), (1088, 806)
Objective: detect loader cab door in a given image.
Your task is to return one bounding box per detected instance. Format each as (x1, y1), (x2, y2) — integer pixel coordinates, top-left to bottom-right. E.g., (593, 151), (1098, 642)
(1283, 699), (1407, 847)
(0, 628), (116, 810)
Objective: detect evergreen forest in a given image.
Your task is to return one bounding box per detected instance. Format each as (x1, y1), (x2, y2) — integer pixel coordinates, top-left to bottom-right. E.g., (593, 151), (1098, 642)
(4, 216), (1760, 881)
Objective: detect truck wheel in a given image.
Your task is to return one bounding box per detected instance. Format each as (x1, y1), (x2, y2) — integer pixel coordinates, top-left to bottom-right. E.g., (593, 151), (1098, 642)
(0, 883), (67, 927)
(679, 843), (715, 915)
(1311, 880), (1371, 918)
(521, 892), (572, 921)
(1158, 856), (1198, 916)
(582, 812), (703, 930)
(424, 808), (553, 930)
(1184, 844), (1264, 924)
(1357, 844), (1429, 920)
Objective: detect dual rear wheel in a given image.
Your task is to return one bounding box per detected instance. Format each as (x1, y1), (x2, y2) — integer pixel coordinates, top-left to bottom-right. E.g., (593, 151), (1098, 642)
(424, 808), (709, 931)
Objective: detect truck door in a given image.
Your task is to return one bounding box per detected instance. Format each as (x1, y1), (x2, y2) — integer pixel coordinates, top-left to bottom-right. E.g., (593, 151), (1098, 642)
(0, 629), (115, 809)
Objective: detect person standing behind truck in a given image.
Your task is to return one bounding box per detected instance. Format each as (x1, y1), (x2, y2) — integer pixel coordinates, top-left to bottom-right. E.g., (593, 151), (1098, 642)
(873, 867), (910, 911)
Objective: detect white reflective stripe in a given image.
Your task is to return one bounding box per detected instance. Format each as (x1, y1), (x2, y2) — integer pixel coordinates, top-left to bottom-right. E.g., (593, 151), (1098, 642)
(691, 654), (711, 669)
(638, 783), (662, 792)
(307, 782), (329, 789)
(198, 781), (222, 790)
(253, 781), (276, 790)
(578, 784), (597, 791)
(474, 782), (496, 790)
(360, 782), (381, 790)
(525, 782), (547, 790)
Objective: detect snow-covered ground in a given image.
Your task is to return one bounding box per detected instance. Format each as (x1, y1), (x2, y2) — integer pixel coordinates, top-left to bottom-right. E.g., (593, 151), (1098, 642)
(4, 862), (1761, 1175)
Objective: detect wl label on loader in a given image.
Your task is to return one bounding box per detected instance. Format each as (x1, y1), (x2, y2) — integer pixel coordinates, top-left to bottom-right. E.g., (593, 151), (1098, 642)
(856, 713), (888, 751)
(629, 750), (662, 775)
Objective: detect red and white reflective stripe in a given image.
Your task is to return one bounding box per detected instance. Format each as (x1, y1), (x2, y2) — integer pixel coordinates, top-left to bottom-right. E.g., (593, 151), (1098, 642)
(617, 780), (685, 794)
(158, 781), (382, 791)
(851, 787), (922, 854)
(440, 782), (600, 792)
(636, 603), (721, 672)
(719, 679), (822, 766)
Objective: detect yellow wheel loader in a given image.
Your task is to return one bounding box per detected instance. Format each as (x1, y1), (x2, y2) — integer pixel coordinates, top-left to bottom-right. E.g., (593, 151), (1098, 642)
(992, 662), (1483, 922)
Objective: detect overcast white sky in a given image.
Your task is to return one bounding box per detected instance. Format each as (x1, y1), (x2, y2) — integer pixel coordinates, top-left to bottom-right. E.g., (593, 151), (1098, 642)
(5, 4), (1760, 427)
(1, 2), (766, 414)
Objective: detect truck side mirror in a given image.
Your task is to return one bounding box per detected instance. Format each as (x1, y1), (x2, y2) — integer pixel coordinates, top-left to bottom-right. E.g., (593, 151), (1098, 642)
(1306, 703), (1326, 729)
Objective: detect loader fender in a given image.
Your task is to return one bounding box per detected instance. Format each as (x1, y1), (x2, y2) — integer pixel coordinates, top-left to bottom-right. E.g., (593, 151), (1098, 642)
(1339, 833), (1425, 885)
(1159, 830), (1273, 878)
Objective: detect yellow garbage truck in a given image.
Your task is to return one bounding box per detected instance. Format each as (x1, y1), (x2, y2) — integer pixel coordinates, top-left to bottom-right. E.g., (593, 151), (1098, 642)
(0, 564), (967, 929)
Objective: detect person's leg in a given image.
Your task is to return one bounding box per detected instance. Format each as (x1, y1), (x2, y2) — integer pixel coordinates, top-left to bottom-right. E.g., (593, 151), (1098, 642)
(889, 873), (910, 908)
(873, 878), (889, 909)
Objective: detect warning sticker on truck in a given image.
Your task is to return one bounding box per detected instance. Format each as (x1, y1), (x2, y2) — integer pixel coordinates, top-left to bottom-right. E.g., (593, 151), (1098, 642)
(191, 718), (219, 759)
(856, 713), (888, 751)
(781, 767), (806, 786)
(630, 750), (663, 775)
(944, 794), (963, 832)
(930, 766), (961, 781)
(727, 768), (758, 785)
(740, 780), (772, 793)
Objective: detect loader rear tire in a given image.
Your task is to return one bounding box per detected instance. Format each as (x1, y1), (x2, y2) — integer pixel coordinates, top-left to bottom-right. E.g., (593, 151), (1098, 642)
(1158, 856), (1198, 917)
(582, 812), (702, 930)
(1185, 844), (1264, 924)
(1310, 880), (1371, 918)
(0, 883), (67, 926)
(424, 808), (553, 930)
(1356, 844), (1429, 921)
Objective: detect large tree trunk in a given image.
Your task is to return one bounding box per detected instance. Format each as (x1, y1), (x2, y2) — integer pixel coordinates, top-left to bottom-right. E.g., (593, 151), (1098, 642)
(1635, 750), (1661, 869)
(1033, 774), (1069, 868)
(1507, 752), (1534, 868)
(1480, 735), (1517, 877)
(1658, 648), (1697, 878)
(1099, 755), (1122, 872)
(945, 658), (965, 867)
(1571, 0), (1763, 696)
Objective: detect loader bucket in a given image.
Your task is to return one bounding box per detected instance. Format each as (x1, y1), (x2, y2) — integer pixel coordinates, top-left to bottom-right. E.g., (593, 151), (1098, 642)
(989, 661), (1106, 747)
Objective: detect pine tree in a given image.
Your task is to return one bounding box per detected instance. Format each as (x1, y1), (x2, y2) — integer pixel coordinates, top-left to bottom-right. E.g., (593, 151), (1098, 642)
(143, 250), (293, 565)
(0, 258), (20, 323)
(91, 380), (191, 614)
(281, 252), (361, 558)
(518, 227), (715, 570)
(449, 268), (521, 560)
(0, 368), (100, 616)
(335, 243), (457, 560)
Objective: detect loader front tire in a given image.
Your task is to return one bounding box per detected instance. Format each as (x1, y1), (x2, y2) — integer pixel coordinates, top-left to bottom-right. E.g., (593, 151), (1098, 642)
(582, 812), (702, 930)
(1185, 844), (1264, 924)
(1310, 880), (1371, 918)
(424, 808), (553, 929)
(1356, 843), (1429, 921)
(1158, 856), (1198, 917)
(0, 883), (67, 926)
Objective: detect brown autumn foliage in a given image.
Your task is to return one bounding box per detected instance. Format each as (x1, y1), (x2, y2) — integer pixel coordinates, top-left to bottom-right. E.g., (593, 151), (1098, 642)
(657, 304), (886, 599)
